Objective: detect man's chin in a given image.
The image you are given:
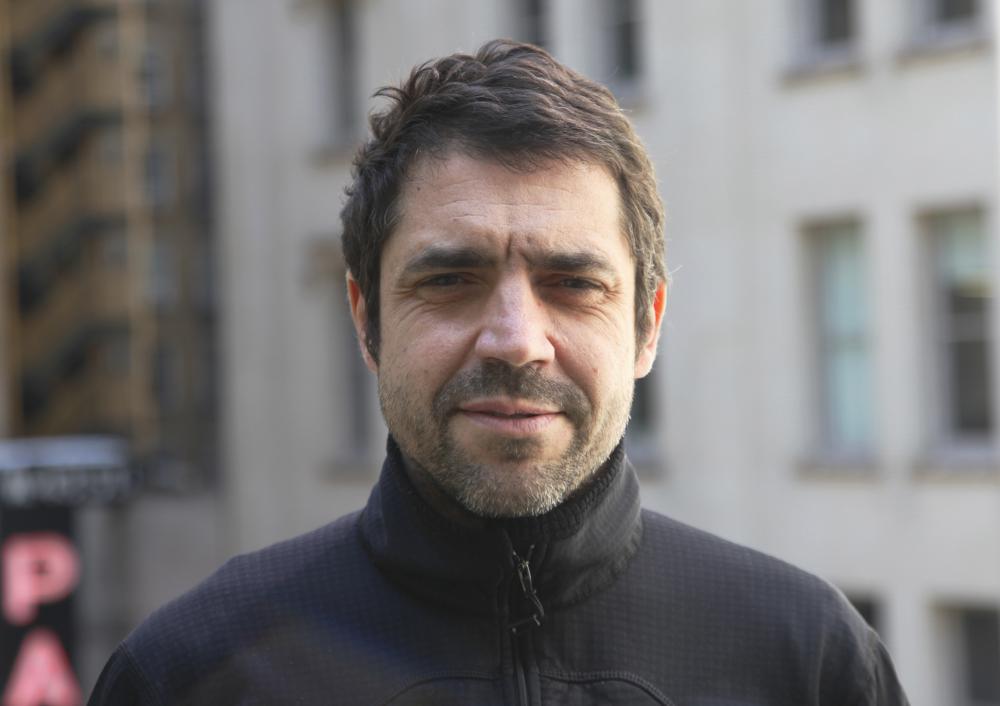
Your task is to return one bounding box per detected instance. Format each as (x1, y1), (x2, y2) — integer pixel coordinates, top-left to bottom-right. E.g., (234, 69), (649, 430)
(435, 456), (582, 518)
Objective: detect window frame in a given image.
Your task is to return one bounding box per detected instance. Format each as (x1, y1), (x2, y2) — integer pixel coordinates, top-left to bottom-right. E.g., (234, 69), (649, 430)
(905, 0), (991, 53)
(789, 0), (863, 74)
(803, 218), (877, 465)
(921, 207), (997, 462)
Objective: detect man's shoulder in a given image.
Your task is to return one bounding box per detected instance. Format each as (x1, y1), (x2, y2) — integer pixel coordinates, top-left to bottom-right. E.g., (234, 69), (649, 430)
(637, 508), (868, 634)
(630, 509), (898, 702)
(115, 510), (374, 698)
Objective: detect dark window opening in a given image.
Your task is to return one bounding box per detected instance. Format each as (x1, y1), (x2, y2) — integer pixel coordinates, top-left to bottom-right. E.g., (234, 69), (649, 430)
(962, 608), (1000, 704)
(522, 0), (547, 48)
(330, 0), (358, 140)
(936, 0), (978, 23)
(846, 595), (881, 634)
(817, 0), (854, 45)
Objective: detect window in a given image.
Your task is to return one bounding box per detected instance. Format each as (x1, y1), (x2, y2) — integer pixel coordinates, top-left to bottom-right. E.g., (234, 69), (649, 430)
(962, 608), (1000, 705)
(138, 44), (171, 110)
(809, 221), (874, 457)
(521, 0), (547, 49)
(937, 0), (979, 22)
(846, 593), (882, 634)
(626, 369), (660, 469)
(148, 238), (178, 307)
(941, 606), (1000, 705)
(144, 141), (175, 208)
(153, 342), (182, 413)
(927, 210), (993, 447)
(335, 292), (376, 465)
(326, 0), (359, 144)
(910, 0), (986, 46)
(606, 0), (641, 87)
(792, 0), (859, 69)
(816, 0), (854, 45)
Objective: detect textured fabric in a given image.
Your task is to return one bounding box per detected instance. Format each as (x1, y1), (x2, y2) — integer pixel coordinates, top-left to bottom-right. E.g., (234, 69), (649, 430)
(89, 439), (910, 705)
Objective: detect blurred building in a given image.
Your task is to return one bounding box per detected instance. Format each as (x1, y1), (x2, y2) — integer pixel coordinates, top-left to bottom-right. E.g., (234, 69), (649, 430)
(0, 0), (215, 484)
(21, 0), (992, 701)
(0, 0), (218, 691)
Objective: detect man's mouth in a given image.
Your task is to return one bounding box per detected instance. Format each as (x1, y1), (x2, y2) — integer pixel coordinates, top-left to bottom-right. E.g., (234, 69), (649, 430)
(456, 400), (562, 434)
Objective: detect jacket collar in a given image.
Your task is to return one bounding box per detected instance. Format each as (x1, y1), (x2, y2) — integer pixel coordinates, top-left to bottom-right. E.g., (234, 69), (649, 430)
(358, 436), (643, 618)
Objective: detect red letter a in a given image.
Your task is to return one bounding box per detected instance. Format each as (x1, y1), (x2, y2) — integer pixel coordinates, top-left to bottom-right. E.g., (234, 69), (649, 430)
(2, 628), (81, 706)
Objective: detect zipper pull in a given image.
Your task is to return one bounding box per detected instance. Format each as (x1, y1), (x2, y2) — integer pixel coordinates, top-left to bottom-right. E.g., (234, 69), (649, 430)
(510, 545), (545, 634)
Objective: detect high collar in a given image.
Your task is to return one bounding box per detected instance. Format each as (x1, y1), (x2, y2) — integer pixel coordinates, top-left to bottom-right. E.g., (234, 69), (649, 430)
(358, 437), (643, 618)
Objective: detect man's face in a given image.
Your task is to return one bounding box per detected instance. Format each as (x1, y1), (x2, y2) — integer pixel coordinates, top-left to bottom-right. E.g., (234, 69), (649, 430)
(348, 154), (663, 517)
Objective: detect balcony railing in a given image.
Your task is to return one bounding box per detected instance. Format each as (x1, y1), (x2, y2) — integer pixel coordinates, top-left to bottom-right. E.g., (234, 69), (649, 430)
(8, 2), (116, 99)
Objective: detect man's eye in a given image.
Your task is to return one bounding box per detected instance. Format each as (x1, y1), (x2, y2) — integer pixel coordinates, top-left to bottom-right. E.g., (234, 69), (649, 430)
(420, 274), (465, 287)
(558, 278), (600, 290)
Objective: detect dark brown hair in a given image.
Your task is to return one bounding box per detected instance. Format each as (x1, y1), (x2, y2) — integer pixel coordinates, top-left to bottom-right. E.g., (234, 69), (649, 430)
(341, 39), (666, 362)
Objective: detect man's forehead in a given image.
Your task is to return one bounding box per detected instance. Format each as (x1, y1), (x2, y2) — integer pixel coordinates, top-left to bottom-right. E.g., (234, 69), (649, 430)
(391, 152), (628, 259)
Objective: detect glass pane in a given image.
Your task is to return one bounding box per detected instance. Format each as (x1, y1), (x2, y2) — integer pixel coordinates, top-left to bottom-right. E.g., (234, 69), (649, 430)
(819, 0), (853, 43)
(814, 224), (872, 451)
(846, 595), (880, 633)
(937, 0), (977, 23)
(933, 211), (993, 438)
(826, 344), (872, 449)
(962, 608), (1000, 703)
(950, 340), (992, 433)
(628, 372), (654, 434)
(949, 283), (989, 321)
(522, 0), (546, 48)
(610, 0), (640, 79)
(935, 211), (988, 284)
(820, 228), (867, 337)
(813, 224), (873, 451)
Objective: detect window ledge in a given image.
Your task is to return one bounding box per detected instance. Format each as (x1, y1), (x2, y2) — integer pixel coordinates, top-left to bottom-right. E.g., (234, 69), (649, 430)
(784, 50), (864, 85)
(912, 452), (1000, 480)
(897, 29), (991, 64)
(796, 453), (880, 478)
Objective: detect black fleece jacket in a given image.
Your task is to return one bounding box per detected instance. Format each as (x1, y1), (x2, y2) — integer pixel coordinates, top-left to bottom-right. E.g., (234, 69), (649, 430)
(89, 439), (909, 705)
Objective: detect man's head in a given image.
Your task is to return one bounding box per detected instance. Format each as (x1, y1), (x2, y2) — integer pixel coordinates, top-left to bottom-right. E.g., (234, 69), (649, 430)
(342, 40), (666, 518)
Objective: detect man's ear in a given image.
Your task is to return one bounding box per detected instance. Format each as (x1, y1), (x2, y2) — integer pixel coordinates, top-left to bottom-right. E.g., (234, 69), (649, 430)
(634, 282), (666, 379)
(346, 273), (378, 374)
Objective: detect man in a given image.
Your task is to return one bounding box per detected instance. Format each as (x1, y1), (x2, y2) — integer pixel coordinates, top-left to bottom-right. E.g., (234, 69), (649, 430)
(90, 40), (909, 705)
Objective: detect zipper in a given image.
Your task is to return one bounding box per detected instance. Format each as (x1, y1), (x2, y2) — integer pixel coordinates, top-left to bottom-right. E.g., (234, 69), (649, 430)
(510, 624), (529, 705)
(508, 545), (544, 705)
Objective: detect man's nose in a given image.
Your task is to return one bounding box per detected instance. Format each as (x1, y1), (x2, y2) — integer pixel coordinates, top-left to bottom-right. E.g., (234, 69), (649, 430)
(473, 277), (555, 368)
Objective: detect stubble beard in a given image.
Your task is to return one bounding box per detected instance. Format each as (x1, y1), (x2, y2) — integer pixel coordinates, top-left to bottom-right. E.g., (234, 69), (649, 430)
(379, 361), (633, 518)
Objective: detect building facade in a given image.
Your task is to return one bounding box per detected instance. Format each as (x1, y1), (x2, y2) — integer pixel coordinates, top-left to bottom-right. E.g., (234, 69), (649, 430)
(0, 0), (216, 487)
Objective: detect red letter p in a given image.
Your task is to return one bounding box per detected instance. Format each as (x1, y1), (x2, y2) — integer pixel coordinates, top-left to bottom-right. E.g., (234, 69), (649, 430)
(2, 534), (80, 626)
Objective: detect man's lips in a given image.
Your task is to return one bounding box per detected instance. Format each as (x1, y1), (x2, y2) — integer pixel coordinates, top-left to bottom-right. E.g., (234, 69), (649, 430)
(459, 399), (560, 416)
(456, 399), (563, 434)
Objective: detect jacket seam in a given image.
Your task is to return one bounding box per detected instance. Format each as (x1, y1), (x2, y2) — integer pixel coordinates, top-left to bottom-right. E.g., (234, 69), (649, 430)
(539, 669), (676, 705)
(381, 670), (498, 704)
(119, 641), (165, 706)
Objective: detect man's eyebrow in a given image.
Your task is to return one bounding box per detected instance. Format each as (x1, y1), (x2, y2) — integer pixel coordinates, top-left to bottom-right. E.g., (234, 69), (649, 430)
(400, 245), (497, 276)
(529, 250), (618, 278)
